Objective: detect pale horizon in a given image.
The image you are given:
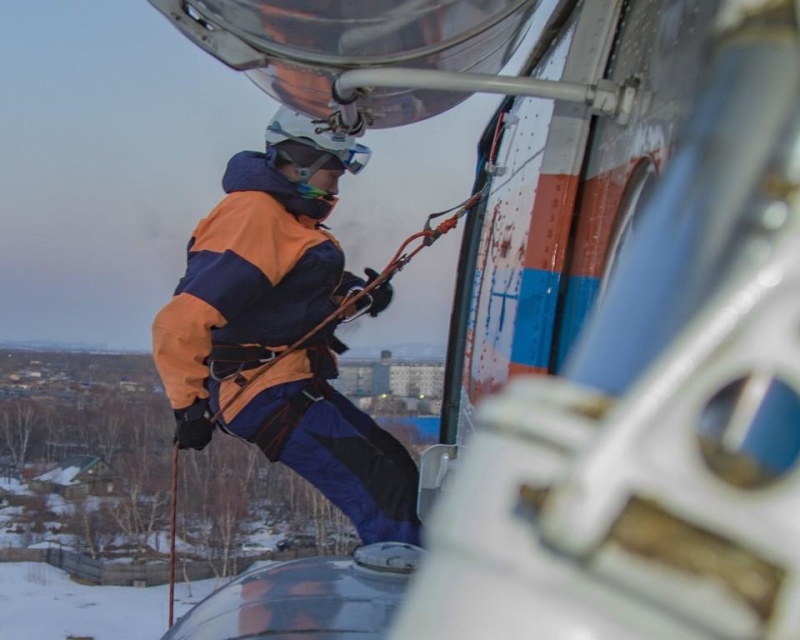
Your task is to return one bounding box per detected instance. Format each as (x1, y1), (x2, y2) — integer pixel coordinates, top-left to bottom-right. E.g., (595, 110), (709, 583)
(0, 5), (518, 353)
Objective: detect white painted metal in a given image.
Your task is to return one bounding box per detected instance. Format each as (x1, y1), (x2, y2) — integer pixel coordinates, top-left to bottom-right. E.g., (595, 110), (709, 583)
(716, 0), (789, 32)
(391, 378), (717, 640)
(539, 86), (800, 638)
(459, 0), (626, 438)
(333, 68), (630, 120)
(539, 0), (626, 177)
(394, 104), (800, 637)
(418, 444), (458, 524)
(393, 3), (800, 640)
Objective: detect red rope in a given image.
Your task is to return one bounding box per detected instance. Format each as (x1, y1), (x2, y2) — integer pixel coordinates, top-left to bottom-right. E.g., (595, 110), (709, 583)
(435, 217), (459, 234)
(210, 210), (469, 424)
(168, 442), (179, 628)
(488, 112), (506, 167)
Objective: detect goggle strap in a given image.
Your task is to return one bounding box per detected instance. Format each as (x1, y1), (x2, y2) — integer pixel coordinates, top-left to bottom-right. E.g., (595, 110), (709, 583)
(278, 148), (332, 182)
(292, 181), (331, 199)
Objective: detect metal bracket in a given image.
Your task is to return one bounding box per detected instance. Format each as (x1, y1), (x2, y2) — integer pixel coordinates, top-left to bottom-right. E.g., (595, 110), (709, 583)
(316, 108), (372, 137)
(418, 444), (458, 524)
(147, 0), (268, 71)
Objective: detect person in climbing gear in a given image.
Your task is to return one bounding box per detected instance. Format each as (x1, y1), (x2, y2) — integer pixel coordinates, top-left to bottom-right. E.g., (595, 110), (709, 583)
(152, 106), (422, 546)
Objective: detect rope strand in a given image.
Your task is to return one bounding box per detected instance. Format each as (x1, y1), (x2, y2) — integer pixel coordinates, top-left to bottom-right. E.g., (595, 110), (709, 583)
(168, 442), (179, 628)
(209, 192), (483, 425)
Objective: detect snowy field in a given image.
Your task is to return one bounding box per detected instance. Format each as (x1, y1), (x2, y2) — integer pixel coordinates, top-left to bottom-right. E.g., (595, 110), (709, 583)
(0, 561), (232, 639)
(0, 476), (290, 555)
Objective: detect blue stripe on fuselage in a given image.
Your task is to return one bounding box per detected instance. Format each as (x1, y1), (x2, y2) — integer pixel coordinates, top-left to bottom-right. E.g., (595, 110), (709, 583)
(555, 275), (600, 371)
(509, 268), (563, 370)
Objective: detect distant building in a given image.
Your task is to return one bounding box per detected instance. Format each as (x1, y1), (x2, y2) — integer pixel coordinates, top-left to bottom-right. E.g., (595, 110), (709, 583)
(389, 363), (445, 398)
(30, 455), (116, 500)
(335, 351), (444, 400)
(372, 353), (391, 395)
(333, 362), (375, 396)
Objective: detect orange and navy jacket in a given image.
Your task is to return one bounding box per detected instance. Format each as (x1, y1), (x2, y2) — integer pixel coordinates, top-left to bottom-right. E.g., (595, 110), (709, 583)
(153, 151), (364, 421)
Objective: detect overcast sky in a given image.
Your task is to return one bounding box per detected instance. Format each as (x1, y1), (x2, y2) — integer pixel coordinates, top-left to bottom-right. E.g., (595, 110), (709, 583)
(0, 3), (509, 353)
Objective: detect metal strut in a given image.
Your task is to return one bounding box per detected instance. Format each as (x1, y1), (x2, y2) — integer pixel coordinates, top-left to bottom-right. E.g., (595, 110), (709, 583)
(332, 68), (638, 128)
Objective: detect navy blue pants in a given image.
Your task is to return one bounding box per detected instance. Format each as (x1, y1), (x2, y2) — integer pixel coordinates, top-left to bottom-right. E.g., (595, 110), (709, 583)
(216, 379), (422, 546)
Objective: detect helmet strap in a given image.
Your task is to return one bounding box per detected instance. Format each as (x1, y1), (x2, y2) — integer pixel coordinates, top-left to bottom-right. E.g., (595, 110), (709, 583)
(276, 148), (332, 184)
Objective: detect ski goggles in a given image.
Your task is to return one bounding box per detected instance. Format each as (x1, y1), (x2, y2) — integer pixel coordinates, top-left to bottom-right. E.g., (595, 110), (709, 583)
(294, 140), (371, 175)
(336, 144), (371, 175)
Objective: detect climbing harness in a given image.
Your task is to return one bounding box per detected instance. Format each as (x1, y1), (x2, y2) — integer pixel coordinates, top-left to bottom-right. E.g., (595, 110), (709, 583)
(250, 377), (336, 461)
(207, 188), (485, 425)
(207, 344), (279, 383)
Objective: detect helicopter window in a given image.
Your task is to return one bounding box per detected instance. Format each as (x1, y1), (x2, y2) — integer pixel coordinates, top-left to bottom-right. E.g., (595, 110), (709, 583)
(698, 374), (800, 489)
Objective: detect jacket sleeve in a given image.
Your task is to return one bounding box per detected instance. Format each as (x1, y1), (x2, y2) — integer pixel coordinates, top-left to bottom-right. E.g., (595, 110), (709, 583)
(152, 193), (301, 410)
(152, 295), (225, 409)
(335, 270), (367, 296)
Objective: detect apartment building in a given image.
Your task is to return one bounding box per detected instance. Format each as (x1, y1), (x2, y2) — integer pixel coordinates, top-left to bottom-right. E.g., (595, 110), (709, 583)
(333, 351), (444, 399)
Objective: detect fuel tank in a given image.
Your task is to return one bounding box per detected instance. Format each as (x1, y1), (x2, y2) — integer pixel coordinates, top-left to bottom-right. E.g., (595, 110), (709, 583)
(162, 0), (539, 127)
(161, 543), (422, 640)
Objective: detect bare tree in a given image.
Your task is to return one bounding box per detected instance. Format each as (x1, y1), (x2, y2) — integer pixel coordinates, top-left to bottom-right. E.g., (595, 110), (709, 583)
(184, 438), (260, 576)
(108, 453), (171, 562)
(91, 410), (125, 467)
(64, 497), (115, 560)
(1, 400), (37, 474)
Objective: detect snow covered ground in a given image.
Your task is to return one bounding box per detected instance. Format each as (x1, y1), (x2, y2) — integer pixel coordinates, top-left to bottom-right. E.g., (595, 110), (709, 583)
(0, 475), (290, 554)
(0, 476), (297, 638)
(0, 561), (231, 639)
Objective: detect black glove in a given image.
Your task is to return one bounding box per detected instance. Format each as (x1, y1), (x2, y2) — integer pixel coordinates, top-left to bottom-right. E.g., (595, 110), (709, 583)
(173, 400), (215, 451)
(334, 271), (372, 316)
(364, 268), (393, 317)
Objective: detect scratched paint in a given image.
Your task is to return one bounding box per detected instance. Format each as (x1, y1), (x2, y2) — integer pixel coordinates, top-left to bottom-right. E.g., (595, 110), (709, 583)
(460, 0), (722, 418)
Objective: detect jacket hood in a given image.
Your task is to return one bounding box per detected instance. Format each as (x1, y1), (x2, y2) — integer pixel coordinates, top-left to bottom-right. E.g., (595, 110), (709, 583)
(221, 151), (335, 221)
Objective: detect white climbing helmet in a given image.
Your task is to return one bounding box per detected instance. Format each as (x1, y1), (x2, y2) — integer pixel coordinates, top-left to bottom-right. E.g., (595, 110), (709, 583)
(265, 106), (371, 175)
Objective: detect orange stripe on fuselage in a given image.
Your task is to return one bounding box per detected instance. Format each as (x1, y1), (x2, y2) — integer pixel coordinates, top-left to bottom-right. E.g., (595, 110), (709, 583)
(569, 165), (628, 278)
(192, 191), (338, 287)
(509, 362), (547, 377)
(524, 174), (580, 271)
(570, 151), (668, 278)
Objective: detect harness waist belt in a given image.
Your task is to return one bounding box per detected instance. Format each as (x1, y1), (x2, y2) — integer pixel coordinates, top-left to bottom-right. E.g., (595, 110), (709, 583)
(209, 343), (278, 363)
(209, 340), (343, 383)
(250, 379), (335, 461)
(208, 343), (280, 380)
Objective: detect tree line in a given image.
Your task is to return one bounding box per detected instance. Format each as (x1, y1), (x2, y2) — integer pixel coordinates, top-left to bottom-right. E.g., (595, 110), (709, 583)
(1, 351), (421, 574)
